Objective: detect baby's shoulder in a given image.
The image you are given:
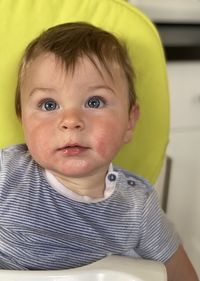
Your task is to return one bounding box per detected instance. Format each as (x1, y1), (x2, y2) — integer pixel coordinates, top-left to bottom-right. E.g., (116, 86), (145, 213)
(0, 144), (30, 165)
(114, 166), (154, 195)
(1, 143), (28, 153)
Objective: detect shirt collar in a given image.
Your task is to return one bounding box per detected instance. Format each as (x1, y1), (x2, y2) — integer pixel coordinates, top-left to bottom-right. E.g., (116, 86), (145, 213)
(45, 163), (119, 203)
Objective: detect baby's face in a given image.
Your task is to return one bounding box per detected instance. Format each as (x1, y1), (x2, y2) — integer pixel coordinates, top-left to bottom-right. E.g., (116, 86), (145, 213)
(20, 53), (139, 179)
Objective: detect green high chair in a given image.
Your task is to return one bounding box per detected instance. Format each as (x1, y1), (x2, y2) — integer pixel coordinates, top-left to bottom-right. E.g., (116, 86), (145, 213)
(0, 0), (169, 280)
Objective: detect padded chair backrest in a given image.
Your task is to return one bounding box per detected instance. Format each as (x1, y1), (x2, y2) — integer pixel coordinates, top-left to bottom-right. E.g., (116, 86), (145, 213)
(0, 0), (169, 184)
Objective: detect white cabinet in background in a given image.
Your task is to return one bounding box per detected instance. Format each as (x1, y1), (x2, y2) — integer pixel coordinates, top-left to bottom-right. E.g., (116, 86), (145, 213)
(128, 0), (200, 23)
(166, 62), (200, 277)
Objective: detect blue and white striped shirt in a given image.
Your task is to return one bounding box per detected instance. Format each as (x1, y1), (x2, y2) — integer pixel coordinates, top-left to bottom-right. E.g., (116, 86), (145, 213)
(0, 144), (180, 269)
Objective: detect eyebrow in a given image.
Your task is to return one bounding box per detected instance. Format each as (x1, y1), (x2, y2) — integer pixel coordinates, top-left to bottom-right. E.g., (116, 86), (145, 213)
(88, 85), (115, 95)
(29, 85), (115, 97)
(29, 87), (56, 96)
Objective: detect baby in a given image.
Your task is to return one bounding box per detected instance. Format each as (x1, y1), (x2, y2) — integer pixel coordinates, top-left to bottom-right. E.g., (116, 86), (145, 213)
(0, 22), (198, 280)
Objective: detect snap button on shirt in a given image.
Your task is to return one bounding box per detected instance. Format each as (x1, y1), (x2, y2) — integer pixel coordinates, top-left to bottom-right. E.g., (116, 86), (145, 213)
(127, 179), (136, 187)
(108, 173), (117, 182)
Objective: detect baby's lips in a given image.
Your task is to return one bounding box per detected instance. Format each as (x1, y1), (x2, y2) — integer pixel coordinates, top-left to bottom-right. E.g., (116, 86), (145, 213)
(58, 143), (88, 150)
(61, 145), (89, 156)
(57, 143), (90, 155)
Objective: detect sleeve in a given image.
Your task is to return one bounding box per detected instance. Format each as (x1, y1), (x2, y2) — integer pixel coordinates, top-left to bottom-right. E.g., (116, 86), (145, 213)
(135, 188), (181, 262)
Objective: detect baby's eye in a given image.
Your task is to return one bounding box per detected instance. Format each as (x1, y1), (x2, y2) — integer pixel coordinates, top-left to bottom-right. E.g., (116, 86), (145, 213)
(39, 99), (59, 111)
(85, 96), (105, 109)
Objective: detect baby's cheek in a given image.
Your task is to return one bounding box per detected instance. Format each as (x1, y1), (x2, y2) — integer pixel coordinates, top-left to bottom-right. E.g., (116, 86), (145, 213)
(25, 129), (51, 161)
(95, 137), (109, 158)
(94, 126), (123, 159)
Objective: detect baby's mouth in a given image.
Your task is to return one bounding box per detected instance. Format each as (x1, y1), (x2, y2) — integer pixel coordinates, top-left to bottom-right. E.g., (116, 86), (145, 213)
(58, 144), (89, 156)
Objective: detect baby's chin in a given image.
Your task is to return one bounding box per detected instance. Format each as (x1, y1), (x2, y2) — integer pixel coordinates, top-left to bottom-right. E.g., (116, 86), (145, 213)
(46, 161), (102, 179)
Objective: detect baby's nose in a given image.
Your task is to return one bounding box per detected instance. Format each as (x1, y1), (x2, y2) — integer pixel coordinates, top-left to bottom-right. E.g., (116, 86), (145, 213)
(59, 109), (84, 131)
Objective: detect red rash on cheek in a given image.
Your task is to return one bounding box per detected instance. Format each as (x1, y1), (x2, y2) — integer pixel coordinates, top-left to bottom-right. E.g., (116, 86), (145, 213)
(95, 138), (108, 158)
(94, 124), (123, 159)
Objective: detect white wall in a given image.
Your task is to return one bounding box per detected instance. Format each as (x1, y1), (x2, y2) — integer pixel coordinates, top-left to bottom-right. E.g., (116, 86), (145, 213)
(128, 0), (200, 22)
(166, 61), (200, 277)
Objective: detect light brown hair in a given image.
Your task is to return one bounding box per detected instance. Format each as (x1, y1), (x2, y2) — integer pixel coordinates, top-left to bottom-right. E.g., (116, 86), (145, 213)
(15, 22), (136, 118)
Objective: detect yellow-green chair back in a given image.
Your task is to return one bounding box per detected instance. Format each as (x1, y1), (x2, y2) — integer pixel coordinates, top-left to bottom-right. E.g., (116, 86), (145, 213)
(0, 0), (169, 184)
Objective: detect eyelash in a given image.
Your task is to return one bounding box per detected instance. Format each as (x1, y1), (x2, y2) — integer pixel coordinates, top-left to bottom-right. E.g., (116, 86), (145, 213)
(85, 96), (106, 109)
(38, 99), (59, 111)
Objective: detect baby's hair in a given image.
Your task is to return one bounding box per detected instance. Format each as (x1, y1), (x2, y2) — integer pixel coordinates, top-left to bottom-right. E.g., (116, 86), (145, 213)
(15, 22), (136, 118)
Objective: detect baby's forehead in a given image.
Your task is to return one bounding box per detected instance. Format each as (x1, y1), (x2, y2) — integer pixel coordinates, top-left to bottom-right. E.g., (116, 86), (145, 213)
(56, 52), (125, 77)
(21, 52), (128, 94)
(53, 52), (126, 81)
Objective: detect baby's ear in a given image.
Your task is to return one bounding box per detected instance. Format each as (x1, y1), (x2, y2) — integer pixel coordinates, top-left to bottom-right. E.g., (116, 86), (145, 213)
(124, 104), (140, 143)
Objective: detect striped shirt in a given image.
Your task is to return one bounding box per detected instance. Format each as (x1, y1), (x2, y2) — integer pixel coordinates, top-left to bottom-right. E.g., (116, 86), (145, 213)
(0, 144), (180, 270)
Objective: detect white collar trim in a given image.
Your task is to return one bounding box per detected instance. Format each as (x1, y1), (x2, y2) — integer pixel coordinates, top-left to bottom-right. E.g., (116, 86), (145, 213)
(44, 163), (118, 203)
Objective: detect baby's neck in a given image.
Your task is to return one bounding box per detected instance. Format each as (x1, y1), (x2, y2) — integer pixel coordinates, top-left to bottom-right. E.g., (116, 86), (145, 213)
(47, 170), (107, 199)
